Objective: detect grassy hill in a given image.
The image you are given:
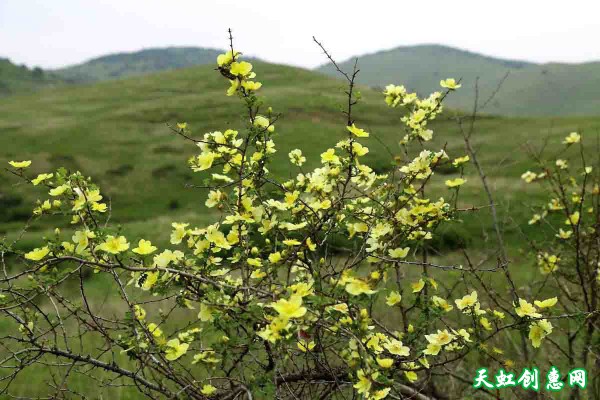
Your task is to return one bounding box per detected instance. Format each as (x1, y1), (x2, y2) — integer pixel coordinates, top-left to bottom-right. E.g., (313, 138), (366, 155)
(54, 47), (224, 82)
(316, 44), (600, 116)
(1, 61), (599, 252)
(7, 44), (600, 117)
(0, 58), (65, 95)
(2, 58), (600, 400)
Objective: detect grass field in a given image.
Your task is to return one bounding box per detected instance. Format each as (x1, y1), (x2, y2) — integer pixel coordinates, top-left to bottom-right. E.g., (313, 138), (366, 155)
(2, 61), (599, 249)
(1, 61), (599, 398)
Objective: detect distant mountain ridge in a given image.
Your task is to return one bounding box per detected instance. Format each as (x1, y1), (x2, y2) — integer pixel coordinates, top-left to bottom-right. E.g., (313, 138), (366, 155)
(4, 44), (600, 116)
(53, 47), (224, 82)
(316, 44), (600, 116)
(344, 44), (537, 69)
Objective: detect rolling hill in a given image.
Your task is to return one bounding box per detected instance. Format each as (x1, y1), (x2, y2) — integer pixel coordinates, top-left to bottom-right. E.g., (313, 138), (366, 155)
(5, 44), (600, 116)
(1, 61), (598, 253)
(53, 47), (225, 82)
(0, 58), (65, 95)
(316, 44), (600, 116)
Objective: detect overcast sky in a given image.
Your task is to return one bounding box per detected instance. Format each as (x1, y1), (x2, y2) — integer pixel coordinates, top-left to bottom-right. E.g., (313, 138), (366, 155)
(2, 0), (600, 70)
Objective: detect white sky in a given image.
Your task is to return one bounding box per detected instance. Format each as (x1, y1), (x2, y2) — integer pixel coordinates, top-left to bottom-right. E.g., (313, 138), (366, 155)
(2, 0), (600, 70)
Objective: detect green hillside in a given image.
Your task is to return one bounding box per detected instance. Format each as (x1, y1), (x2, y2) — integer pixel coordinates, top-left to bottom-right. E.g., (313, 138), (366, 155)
(0, 58), (65, 95)
(316, 44), (600, 116)
(54, 47), (224, 82)
(1, 61), (599, 252)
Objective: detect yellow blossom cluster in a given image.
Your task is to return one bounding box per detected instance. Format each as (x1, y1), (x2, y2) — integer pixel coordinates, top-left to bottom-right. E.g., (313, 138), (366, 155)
(7, 44), (569, 400)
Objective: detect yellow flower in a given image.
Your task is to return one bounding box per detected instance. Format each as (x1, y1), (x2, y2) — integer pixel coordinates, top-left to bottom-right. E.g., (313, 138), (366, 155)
(563, 132), (581, 144)
(216, 50), (239, 66)
(247, 257), (262, 267)
(147, 322), (163, 338)
(170, 222), (189, 245)
(31, 173), (53, 186)
(353, 369), (371, 396)
(205, 190), (223, 208)
(25, 246), (50, 261)
(196, 152), (217, 171)
(411, 279), (425, 293)
(515, 299), (541, 318)
(288, 149), (306, 166)
(254, 115), (274, 132)
(423, 343), (441, 356)
(555, 159), (568, 169)
(480, 317), (493, 331)
(440, 78), (461, 89)
(132, 239), (157, 255)
(386, 291), (402, 306)
(425, 329), (454, 346)
(241, 80), (262, 91)
(140, 271), (159, 291)
(556, 229), (572, 239)
(329, 303), (349, 314)
(97, 235), (129, 254)
(521, 171), (537, 183)
(454, 328), (472, 343)
(165, 338), (189, 361)
(268, 252), (282, 263)
(345, 279), (376, 296)
(153, 249), (181, 267)
(227, 79), (239, 96)
(404, 371), (418, 382)
(200, 384), (217, 395)
(384, 339), (410, 356)
(529, 319), (553, 348)
(230, 61), (253, 76)
(565, 211), (580, 226)
(351, 142), (369, 156)
(320, 148), (340, 164)
(455, 291), (478, 310)
(250, 269), (266, 279)
(346, 123), (370, 138)
(431, 295), (453, 312)
(534, 297), (557, 309)
(133, 305), (146, 320)
(49, 184), (68, 196)
(452, 155), (470, 167)
(290, 282), (314, 297)
(388, 247), (410, 259)
(372, 388), (391, 400)
(445, 178), (466, 188)
(72, 230), (95, 253)
(272, 295), (307, 319)
(383, 84), (406, 107)
(91, 202), (107, 212)
(376, 358), (394, 368)
(9, 160), (31, 169)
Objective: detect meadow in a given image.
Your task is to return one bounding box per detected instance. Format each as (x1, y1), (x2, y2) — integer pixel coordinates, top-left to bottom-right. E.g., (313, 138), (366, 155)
(3, 62), (599, 247)
(1, 61), (599, 398)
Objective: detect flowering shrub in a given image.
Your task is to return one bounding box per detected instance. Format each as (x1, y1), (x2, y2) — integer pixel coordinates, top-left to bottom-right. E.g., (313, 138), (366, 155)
(1, 36), (597, 399)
